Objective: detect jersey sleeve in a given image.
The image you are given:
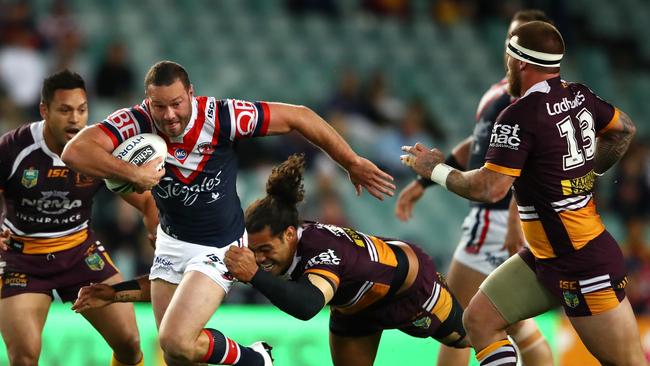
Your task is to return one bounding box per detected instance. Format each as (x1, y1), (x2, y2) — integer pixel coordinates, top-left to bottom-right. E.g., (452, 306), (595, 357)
(589, 90), (618, 135)
(97, 102), (153, 149)
(296, 227), (344, 288)
(0, 132), (16, 190)
(217, 99), (270, 141)
(484, 104), (535, 177)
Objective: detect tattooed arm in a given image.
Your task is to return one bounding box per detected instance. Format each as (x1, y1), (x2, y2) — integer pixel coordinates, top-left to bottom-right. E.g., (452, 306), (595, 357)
(594, 110), (636, 175)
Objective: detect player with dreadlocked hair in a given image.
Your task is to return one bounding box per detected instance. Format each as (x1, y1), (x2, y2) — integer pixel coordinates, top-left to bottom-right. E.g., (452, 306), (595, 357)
(74, 154), (468, 366)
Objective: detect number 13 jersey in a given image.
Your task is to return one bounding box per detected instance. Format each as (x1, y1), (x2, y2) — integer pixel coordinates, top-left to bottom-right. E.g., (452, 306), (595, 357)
(484, 77), (619, 259)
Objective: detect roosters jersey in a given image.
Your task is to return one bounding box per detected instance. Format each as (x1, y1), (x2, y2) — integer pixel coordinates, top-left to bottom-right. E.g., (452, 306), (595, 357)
(289, 222), (413, 315)
(468, 78), (514, 210)
(0, 121), (102, 254)
(98, 97), (270, 247)
(484, 77), (618, 259)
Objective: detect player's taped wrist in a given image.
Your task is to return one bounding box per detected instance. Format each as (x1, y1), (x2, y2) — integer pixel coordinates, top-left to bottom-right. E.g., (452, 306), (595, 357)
(417, 154), (462, 189)
(430, 164), (454, 189)
(250, 270), (325, 320)
(110, 279), (141, 293)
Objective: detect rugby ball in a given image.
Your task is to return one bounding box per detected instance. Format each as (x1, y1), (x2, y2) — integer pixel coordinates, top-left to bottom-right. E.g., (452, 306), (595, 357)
(104, 133), (167, 194)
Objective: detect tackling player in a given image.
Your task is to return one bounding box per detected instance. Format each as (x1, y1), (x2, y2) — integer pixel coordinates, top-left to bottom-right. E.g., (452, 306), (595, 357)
(395, 10), (553, 366)
(401, 21), (645, 365)
(62, 61), (395, 366)
(0, 70), (158, 366)
(73, 154), (468, 366)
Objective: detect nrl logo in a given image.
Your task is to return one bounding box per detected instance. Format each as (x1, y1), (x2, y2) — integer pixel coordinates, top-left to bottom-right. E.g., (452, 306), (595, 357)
(21, 167), (39, 188)
(563, 290), (579, 308)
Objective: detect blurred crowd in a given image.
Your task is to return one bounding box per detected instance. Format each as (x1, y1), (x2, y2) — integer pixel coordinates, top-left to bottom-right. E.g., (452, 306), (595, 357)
(1, 0), (649, 309)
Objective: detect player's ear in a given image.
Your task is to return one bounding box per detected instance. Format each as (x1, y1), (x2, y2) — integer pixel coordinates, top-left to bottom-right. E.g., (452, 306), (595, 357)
(519, 60), (528, 71)
(284, 226), (297, 241)
(188, 84), (194, 99)
(39, 102), (48, 120)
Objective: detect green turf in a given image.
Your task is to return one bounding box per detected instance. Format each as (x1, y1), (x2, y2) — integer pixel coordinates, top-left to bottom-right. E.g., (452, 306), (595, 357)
(0, 303), (560, 365)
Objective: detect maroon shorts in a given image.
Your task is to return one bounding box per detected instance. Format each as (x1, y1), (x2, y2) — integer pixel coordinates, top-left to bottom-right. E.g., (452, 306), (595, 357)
(1, 233), (119, 302)
(329, 245), (465, 344)
(519, 230), (627, 317)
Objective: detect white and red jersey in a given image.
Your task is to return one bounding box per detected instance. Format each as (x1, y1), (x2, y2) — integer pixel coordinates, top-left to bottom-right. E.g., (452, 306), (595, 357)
(98, 96), (270, 247)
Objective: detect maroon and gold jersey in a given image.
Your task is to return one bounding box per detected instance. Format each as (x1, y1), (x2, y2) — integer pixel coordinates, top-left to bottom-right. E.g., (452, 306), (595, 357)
(0, 121), (101, 254)
(485, 77), (619, 259)
(289, 222), (419, 315)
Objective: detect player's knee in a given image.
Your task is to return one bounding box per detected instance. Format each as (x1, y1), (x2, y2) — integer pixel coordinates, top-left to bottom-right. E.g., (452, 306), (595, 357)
(111, 332), (141, 360)
(158, 332), (193, 362)
(462, 303), (481, 334)
(8, 347), (40, 366)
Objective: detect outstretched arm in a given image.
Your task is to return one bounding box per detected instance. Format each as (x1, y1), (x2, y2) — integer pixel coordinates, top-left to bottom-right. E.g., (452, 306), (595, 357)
(224, 246), (335, 321)
(396, 137), (472, 221)
(265, 103), (395, 200)
(594, 110), (636, 175)
(401, 143), (515, 203)
(72, 276), (151, 312)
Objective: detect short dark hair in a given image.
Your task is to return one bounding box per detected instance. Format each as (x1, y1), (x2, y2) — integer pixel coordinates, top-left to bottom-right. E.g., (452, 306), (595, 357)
(144, 60), (191, 91)
(512, 21), (565, 73)
(513, 9), (552, 25)
(41, 70), (86, 105)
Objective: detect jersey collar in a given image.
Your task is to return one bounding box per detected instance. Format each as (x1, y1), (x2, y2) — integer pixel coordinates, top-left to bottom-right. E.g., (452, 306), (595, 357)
(522, 78), (552, 98)
(32, 121), (66, 166)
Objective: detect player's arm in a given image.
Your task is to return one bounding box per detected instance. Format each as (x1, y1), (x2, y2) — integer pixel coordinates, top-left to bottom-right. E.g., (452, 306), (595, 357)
(61, 126), (163, 191)
(594, 109), (636, 175)
(224, 246), (334, 321)
(120, 191), (159, 246)
(0, 192), (8, 251)
(71, 275), (151, 313)
(401, 143), (515, 203)
(265, 102), (395, 200)
(395, 137), (472, 221)
(503, 195), (525, 256)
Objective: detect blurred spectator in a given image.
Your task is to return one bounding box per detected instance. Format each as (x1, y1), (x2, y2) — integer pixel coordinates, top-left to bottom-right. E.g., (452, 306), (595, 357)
(362, 0), (410, 19)
(432, 0), (464, 26)
(610, 140), (650, 314)
(0, 27), (47, 122)
(0, 1), (44, 49)
(94, 41), (135, 101)
(361, 70), (405, 127)
(611, 141), (650, 251)
(38, 0), (78, 49)
(326, 68), (365, 116)
(286, 0), (339, 17)
(373, 98), (437, 180)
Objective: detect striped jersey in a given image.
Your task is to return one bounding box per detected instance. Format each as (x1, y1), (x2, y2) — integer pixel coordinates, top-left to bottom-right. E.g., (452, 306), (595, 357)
(98, 97), (270, 247)
(0, 121), (101, 254)
(289, 222), (411, 315)
(484, 77), (618, 259)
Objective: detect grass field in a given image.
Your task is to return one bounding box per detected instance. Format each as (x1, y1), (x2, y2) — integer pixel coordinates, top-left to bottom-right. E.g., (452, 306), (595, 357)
(0, 303), (562, 366)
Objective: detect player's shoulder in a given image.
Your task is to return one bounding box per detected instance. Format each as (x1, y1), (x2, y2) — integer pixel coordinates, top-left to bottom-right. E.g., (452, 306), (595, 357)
(0, 122), (38, 150)
(299, 222), (349, 249)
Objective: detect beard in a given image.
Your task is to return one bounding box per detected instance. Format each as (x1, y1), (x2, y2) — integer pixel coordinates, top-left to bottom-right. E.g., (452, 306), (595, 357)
(507, 68), (522, 97)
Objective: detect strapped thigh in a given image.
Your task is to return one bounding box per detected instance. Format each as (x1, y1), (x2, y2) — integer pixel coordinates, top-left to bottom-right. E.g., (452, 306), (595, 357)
(479, 252), (559, 324)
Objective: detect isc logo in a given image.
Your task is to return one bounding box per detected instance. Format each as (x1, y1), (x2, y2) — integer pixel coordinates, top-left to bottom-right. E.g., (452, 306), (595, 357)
(489, 123), (521, 150)
(559, 280), (577, 290)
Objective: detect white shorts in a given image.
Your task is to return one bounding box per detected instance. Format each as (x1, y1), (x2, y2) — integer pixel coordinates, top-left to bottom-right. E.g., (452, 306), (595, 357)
(149, 226), (247, 293)
(453, 207), (510, 276)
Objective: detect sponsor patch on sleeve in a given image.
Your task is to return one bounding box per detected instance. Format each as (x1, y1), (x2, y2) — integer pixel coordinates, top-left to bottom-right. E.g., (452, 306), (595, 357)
(227, 99), (260, 140)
